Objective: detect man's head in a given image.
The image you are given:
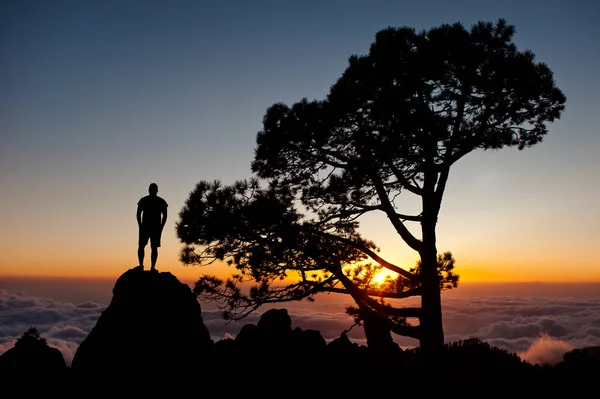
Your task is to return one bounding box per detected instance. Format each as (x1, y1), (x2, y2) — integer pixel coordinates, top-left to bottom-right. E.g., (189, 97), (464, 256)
(149, 183), (158, 195)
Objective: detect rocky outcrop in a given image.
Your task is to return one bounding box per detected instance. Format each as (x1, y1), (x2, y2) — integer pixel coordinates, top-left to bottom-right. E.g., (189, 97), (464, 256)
(0, 326), (69, 393)
(70, 267), (215, 378)
(226, 308), (328, 354)
(0, 326), (68, 375)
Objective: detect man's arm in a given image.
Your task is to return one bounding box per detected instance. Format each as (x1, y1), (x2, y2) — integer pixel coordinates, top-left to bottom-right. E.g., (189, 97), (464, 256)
(137, 205), (142, 227)
(161, 207), (168, 229)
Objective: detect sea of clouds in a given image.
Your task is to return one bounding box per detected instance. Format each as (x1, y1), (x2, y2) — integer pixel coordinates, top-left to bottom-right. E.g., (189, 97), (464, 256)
(2, 283), (600, 367)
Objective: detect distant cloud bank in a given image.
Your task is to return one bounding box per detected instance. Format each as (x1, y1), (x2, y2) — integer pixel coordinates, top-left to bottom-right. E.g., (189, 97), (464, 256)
(441, 295), (600, 365)
(0, 289), (105, 365)
(2, 286), (600, 367)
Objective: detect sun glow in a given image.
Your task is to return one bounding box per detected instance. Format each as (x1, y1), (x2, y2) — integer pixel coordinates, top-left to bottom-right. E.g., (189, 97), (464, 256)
(371, 270), (393, 285)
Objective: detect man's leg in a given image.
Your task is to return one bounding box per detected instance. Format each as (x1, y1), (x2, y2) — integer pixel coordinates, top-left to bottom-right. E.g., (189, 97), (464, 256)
(151, 247), (158, 270)
(150, 230), (161, 271)
(138, 245), (145, 268)
(138, 228), (150, 269)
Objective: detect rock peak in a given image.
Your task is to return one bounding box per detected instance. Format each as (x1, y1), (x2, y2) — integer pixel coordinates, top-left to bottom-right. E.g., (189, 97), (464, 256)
(71, 266), (215, 378)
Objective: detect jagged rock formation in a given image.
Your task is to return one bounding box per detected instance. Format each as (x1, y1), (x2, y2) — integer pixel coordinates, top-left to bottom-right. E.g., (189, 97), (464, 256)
(212, 307), (414, 381)
(221, 308), (328, 354)
(70, 267), (215, 378)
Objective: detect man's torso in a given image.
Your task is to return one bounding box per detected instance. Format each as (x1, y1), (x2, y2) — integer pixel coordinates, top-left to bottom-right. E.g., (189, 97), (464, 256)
(138, 195), (168, 228)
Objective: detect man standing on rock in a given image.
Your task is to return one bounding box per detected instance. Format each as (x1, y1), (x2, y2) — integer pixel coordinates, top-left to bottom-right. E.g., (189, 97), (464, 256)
(137, 183), (168, 272)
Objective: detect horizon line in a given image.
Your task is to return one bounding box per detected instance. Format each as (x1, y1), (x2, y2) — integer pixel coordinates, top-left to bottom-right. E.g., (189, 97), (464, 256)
(2, 275), (600, 285)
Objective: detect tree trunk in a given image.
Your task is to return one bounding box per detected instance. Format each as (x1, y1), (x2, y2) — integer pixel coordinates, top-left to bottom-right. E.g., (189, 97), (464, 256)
(362, 309), (401, 353)
(419, 241), (445, 367)
(419, 164), (445, 366)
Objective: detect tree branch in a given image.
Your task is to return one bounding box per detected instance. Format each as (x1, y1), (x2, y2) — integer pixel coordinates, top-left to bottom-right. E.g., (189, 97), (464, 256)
(387, 162), (423, 195)
(320, 286), (422, 299)
(390, 324), (420, 340)
(367, 171), (423, 252)
(395, 212), (422, 222)
(434, 164), (450, 207)
(382, 307), (422, 318)
(314, 230), (417, 282)
(367, 287), (422, 299)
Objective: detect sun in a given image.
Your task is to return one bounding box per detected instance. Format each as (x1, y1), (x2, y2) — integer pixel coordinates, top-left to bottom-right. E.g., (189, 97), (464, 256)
(372, 270), (391, 285)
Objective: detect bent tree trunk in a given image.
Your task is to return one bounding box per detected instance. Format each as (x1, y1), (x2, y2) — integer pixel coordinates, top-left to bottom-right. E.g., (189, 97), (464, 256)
(341, 271), (399, 352)
(362, 309), (399, 352)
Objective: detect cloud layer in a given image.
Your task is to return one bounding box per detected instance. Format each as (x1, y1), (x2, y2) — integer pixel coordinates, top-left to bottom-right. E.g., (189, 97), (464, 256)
(2, 286), (600, 367)
(0, 289), (105, 365)
(440, 295), (600, 365)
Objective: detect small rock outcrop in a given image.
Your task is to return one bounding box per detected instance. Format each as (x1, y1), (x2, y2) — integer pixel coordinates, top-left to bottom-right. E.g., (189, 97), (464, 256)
(0, 326), (68, 376)
(231, 308), (328, 354)
(70, 267), (215, 378)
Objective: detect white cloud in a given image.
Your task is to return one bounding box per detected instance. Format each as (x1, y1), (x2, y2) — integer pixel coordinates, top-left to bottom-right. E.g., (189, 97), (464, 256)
(517, 333), (574, 365)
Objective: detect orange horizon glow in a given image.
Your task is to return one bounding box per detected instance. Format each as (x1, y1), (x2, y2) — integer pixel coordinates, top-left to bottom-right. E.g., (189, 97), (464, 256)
(2, 257), (599, 284)
(1, 212), (597, 283)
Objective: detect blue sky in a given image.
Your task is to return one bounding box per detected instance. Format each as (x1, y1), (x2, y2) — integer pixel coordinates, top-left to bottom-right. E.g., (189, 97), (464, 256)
(1, 0), (599, 281)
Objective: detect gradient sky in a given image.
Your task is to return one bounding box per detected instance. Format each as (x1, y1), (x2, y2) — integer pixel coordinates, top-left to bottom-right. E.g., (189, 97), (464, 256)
(1, 0), (599, 282)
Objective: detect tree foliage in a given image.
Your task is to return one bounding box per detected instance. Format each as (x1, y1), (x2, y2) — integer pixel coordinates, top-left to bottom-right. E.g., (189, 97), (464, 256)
(177, 179), (455, 339)
(15, 327), (48, 349)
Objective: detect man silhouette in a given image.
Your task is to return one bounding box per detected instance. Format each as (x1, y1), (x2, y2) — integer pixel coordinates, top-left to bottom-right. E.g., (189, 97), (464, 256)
(137, 183), (168, 271)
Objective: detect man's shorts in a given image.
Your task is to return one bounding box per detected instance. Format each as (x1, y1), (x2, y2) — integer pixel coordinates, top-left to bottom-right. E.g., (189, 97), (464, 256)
(139, 227), (162, 248)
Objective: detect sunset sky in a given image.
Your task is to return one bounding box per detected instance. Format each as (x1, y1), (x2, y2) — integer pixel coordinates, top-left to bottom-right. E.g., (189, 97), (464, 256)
(1, 0), (599, 282)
